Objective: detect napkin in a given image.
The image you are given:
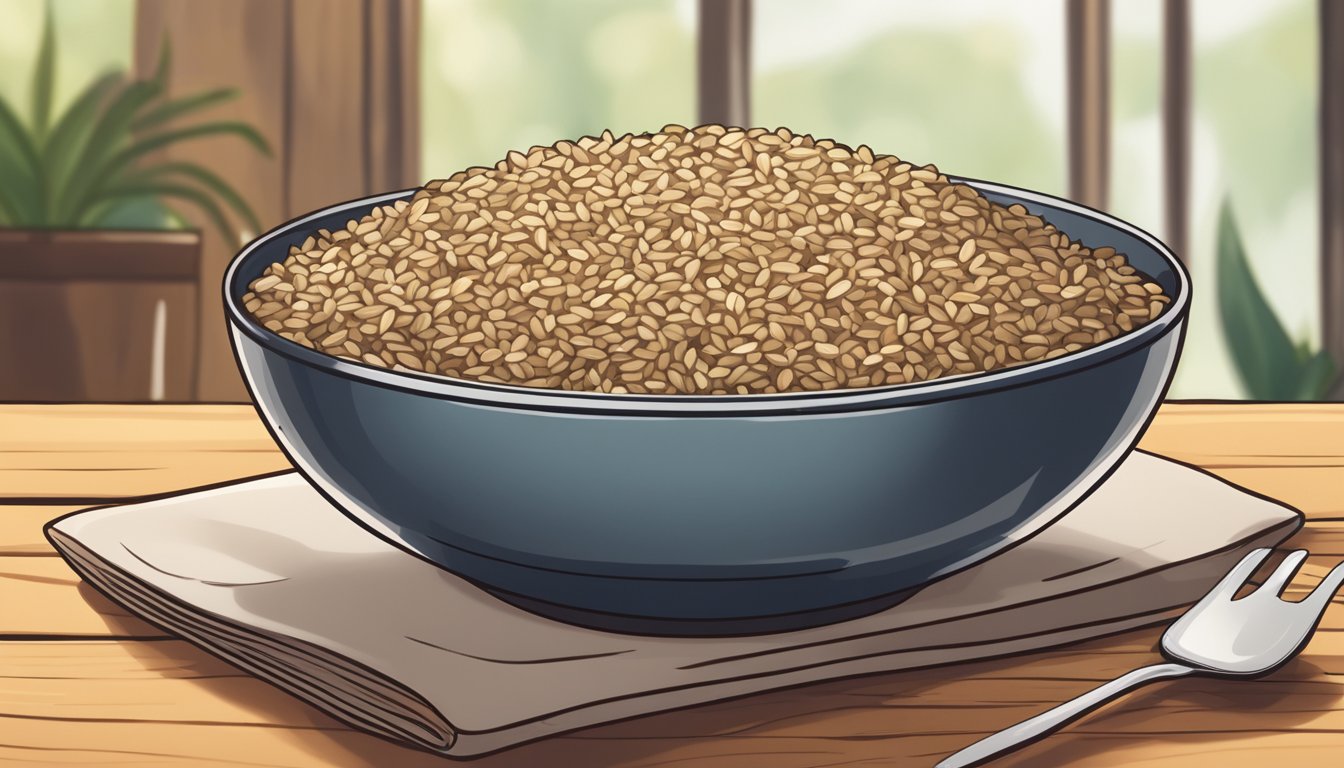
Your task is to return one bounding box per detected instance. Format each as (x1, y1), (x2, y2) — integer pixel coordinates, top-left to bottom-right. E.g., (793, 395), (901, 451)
(46, 450), (1300, 757)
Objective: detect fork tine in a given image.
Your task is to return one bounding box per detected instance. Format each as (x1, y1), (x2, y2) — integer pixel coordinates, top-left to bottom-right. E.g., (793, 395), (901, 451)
(1260, 549), (1310, 596)
(1302, 560), (1344, 613)
(1197, 547), (1273, 603)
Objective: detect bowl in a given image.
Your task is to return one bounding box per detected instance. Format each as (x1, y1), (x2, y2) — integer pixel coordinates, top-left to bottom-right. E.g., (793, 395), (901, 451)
(224, 178), (1189, 635)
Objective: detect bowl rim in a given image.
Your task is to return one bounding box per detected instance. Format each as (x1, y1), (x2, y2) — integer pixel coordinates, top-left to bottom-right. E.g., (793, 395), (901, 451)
(224, 177), (1190, 416)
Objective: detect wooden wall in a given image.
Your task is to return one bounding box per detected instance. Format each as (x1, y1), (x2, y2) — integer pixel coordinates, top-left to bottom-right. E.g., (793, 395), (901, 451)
(134, 0), (420, 401)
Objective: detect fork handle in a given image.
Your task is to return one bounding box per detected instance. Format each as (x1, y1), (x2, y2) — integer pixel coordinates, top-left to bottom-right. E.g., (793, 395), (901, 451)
(936, 662), (1195, 768)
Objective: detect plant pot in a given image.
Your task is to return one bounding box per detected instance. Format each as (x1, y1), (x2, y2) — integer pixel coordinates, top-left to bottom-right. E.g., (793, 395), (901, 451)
(0, 230), (201, 402)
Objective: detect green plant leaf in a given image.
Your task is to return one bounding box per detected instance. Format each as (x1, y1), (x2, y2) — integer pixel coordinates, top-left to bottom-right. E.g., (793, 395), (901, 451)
(1216, 200), (1304, 400)
(74, 198), (116, 228)
(123, 160), (261, 234)
(0, 161), (28, 224)
(92, 194), (176, 229)
(159, 203), (189, 230)
(1296, 350), (1338, 401)
(0, 95), (43, 223)
(53, 77), (164, 221)
(130, 88), (237, 132)
(0, 179), (15, 224)
(30, 1), (56, 144)
(121, 120), (271, 162)
(90, 180), (235, 244)
(0, 133), (34, 223)
(41, 70), (122, 222)
(152, 36), (170, 86)
(69, 120), (269, 219)
(5, 22), (268, 233)
(0, 175), (23, 224)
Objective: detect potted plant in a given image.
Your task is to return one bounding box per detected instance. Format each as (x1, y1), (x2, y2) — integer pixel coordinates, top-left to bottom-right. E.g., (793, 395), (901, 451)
(0, 7), (268, 401)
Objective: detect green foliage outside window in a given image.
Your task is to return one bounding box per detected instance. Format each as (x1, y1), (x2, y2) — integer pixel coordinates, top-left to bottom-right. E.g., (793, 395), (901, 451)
(1217, 200), (1337, 400)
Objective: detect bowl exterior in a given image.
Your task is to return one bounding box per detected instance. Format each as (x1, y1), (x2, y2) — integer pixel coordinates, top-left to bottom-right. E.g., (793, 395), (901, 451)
(233, 325), (1179, 623)
(226, 181), (1188, 627)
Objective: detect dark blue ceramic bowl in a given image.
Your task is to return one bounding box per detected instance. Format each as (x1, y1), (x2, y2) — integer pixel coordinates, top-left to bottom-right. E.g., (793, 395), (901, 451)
(224, 179), (1189, 635)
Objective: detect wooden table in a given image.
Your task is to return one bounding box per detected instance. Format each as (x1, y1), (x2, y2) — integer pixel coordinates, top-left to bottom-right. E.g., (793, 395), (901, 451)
(2, 403), (1342, 767)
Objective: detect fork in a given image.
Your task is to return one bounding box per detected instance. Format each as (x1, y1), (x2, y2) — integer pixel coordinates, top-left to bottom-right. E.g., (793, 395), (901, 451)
(937, 548), (1344, 768)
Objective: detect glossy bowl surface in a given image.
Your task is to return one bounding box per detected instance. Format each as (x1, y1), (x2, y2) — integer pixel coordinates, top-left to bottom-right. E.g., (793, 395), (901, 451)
(224, 179), (1189, 634)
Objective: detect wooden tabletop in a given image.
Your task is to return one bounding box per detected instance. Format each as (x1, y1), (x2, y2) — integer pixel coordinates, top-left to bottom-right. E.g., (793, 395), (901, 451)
(1, 402), (1342, 767)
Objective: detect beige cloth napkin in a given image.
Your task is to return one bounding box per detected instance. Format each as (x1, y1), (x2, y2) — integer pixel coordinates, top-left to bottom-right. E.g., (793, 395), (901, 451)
(46, 450), (1300, 758)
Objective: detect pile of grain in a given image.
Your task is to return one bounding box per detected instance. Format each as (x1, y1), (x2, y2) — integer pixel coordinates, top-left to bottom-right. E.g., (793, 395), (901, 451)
(243, 124), (1170, 395)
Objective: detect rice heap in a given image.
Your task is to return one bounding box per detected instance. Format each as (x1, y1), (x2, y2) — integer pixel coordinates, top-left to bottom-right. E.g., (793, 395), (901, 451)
(243, 124), (1170, 394)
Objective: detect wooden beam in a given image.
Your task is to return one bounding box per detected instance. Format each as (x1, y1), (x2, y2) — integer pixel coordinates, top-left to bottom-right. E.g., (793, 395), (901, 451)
(1066, 0), (1111, 210)
(285, 0), (422, 217)
(697, 0), (752, 127)
(135, 1), (289, 401)
(1162, 0), (1192, 263)
(285, 1), (367, 215)
(1322, 0), (1344, 398)
(365, 0), (422, 191)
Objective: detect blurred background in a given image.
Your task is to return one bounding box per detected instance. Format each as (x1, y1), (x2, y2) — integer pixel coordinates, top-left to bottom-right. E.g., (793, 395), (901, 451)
(0, 0), (1333, 401)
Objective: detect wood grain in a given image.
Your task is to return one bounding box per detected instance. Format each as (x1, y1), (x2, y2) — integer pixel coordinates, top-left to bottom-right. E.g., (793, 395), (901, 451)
(1140, 404), (1344, 462)
(286, 0), (371, 216)
(0, 557), (159, 638)
(0, 506), (80, 555)
(697, 0), (752, 127)
(3, 402), (1342, 506)
(1066, 0), (1110, 210)
(1162, 0), (1192, 262)
(0, 405), (287, 500)
(365, 0), (422, 192)
(0, 641), (443, 768)
(0, 279), (198, 402)
(0, 230), (201, 280)
(1, 403), (1343, 766)
(0, 631), (1339, 768)
(5, 514), (1340, 640)
(1140, 404), (1344, 518)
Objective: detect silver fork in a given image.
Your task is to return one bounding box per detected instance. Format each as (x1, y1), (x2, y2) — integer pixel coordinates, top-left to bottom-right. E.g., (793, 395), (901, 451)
(937, 548), (1344, 768)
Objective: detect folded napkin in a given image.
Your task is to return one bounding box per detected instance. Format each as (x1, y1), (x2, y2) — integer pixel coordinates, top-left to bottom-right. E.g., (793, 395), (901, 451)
(47, 450), (1300, 757)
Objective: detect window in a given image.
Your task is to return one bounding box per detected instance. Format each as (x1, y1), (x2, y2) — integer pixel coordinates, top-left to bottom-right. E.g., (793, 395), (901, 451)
(420, 0), (694, 175)
(754, 0), (1067, 195)
(1, 0), (1331, 400)
(420, 0), (1330, 398)
(1111, 0), (1319, 397)
(0, 0), (134, 110)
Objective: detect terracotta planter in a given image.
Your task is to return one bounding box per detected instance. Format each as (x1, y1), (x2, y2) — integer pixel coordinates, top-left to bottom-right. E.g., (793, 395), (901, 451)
(0, 230), (201, 402)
